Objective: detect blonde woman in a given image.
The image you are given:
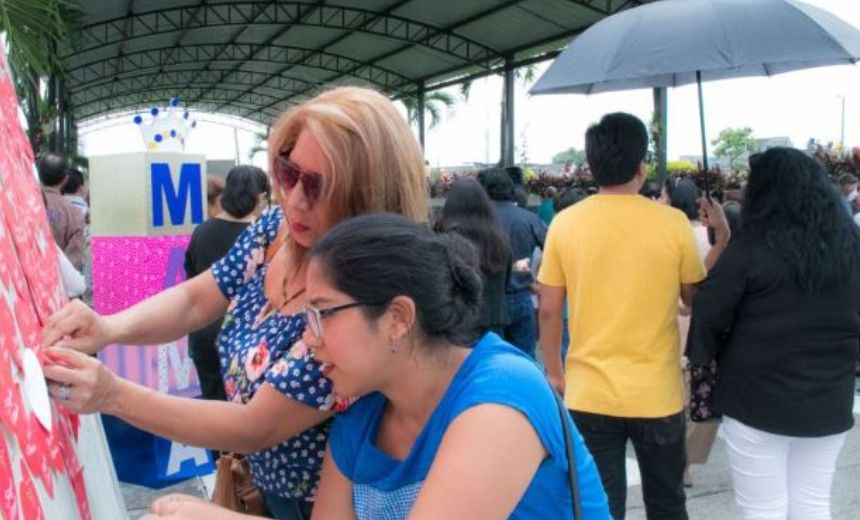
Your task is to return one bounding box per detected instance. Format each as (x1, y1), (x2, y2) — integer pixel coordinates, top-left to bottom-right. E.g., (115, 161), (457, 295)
(41, 86), (427, 520)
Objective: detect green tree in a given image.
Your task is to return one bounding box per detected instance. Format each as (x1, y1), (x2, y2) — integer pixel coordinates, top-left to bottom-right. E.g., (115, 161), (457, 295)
(552, 146), (586, 166)
(400, 91), (457, 129)
(712, 127), (755, 169)
(0, 0), (78, 153)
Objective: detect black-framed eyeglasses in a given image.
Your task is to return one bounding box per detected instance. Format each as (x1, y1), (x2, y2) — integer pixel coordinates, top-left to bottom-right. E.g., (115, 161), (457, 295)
(303, 301), (383, 339)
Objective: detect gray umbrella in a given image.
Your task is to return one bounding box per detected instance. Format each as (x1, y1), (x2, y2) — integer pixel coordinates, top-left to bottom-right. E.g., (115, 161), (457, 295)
(531, 0), (860, 189)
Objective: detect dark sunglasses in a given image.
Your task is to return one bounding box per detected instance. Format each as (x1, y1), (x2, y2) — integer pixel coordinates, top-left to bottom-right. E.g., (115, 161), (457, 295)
(273, 153), (323, 205)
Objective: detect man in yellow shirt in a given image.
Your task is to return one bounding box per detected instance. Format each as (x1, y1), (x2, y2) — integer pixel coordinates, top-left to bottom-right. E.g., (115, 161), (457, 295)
(538, 113), (705, 520)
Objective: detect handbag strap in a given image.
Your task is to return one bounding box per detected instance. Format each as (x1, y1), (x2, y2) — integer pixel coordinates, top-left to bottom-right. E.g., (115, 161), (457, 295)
(555, 391), (583, 520)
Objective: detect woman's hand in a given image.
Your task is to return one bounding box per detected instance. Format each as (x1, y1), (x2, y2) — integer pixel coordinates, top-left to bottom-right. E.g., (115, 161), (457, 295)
(43, 347), (120, 414)
(698, 197), (730, 246)
(142, 494), (254, 520)
(42, 300), (115, 355)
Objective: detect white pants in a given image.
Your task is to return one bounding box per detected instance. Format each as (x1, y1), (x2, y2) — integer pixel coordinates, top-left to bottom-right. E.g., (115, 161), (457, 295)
(723, 416), (846, 520)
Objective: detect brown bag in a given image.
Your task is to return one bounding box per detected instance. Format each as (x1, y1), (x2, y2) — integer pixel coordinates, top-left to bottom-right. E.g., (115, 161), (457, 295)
(211, 453), (268, 515)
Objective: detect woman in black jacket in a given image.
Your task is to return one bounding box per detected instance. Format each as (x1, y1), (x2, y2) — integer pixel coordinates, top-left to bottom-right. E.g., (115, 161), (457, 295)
(688, 147), (860, 519)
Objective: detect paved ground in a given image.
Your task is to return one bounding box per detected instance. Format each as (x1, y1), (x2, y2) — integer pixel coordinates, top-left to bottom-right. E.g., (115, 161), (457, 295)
(122, 385), (860, 519)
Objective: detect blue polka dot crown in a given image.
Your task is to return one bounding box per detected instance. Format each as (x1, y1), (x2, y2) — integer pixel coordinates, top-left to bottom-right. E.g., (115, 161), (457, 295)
(133, 97), (197, 152)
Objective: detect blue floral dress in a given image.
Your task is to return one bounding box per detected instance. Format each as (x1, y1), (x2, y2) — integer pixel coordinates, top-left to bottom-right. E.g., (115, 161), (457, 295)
(211, 207), (346, 502)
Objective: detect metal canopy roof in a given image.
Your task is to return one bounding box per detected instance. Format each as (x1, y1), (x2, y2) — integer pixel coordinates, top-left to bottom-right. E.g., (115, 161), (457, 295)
(65, 0), (650, 126)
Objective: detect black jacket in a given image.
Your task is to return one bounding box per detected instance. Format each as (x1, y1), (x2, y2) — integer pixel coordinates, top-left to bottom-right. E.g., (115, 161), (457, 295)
(687, 231), (860, 437)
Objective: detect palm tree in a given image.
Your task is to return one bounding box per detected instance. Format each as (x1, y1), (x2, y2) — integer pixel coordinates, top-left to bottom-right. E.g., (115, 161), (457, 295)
(0, 0), (77, 153)
(248, 131), (267, 161)
(459, 64), (538, 101)
(400, 91), (457, 129)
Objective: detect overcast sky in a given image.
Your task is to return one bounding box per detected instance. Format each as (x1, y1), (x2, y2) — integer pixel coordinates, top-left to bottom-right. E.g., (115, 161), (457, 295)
(80, 0), (860, 169)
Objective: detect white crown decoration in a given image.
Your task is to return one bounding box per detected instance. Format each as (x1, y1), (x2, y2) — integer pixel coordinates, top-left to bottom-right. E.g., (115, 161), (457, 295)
(133, 97), (197, 152)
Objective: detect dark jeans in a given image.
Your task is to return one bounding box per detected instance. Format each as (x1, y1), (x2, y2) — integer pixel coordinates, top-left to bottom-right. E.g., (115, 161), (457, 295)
(503, 291), (536, 357)
(263, 492), (313, 520)
(570, 410), (688, 520)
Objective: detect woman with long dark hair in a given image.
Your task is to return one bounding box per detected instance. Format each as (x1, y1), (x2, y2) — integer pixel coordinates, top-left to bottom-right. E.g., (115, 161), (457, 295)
(436, 178), (512, 339)
(688, 147), (860, 519)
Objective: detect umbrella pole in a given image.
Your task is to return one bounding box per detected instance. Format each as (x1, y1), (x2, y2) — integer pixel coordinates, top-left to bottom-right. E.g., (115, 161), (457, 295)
(696, 70), (710, 197)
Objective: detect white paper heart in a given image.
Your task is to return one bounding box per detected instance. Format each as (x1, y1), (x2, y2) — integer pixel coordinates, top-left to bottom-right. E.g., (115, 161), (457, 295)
(22, 349), (52, 433)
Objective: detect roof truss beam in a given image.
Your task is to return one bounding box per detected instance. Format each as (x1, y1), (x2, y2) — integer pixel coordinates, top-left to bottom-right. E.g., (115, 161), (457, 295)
(241, 0), (528, 117)
(67, 44), (413, 97)
(187, 0), (329, 107)
(72, 3), (499, 69)
(210, 0), (425, 114)
(71, 71), (319, 105)
(74, 86), (286, 120)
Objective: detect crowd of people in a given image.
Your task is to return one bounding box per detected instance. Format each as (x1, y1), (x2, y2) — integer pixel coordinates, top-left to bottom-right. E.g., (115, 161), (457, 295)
(34, 87), (859, 520)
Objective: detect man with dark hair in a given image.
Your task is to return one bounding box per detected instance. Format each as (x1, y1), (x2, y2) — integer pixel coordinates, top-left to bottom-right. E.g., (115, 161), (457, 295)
(538, 113), (707, 519)
(62, 169), (88, 217)
(506, 166), (530, 208)
(479, 168), (546, 357)
(38, 153), (85, 271)
(505, 166), (523, 185)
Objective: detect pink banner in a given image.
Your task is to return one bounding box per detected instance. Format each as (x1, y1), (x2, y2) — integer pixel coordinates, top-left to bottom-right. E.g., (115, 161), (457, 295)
(91, 236), (200, 397)
(92, 235), (190, 315)
(0, 48), (90, 518)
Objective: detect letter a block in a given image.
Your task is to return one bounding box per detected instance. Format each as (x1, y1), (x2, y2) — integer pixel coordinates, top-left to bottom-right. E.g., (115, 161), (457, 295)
(89, 152), (206, 236)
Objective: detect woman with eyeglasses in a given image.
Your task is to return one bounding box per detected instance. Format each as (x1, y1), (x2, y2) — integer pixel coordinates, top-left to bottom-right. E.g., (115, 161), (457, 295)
(41, 86), (428, 520)
(145, 213), (610, 520)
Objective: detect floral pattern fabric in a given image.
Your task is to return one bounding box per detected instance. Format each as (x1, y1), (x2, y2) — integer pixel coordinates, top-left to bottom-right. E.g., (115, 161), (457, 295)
(211, 207), (334, 500)
(689, 361), (719, 423)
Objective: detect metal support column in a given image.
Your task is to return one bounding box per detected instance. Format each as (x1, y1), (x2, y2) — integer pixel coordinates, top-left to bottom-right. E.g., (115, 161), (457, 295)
(417, 81), (426, 153)
(47, 73), (58, 153)
(653, 87), (668, 185)
(58, 79), (70, 155)
(502, 57), (516, 167)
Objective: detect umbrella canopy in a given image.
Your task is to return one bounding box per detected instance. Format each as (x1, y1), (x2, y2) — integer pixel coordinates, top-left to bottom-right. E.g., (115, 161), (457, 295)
(531, 0), (860, 95)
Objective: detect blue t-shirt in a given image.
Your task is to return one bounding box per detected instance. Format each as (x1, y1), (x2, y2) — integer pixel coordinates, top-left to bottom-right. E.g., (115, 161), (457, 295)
(211, 207), (343, 500)
(329, 333), (610, 519)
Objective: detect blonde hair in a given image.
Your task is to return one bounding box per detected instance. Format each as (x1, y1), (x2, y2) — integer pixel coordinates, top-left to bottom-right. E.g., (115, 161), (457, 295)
(268, 86), (428, 262)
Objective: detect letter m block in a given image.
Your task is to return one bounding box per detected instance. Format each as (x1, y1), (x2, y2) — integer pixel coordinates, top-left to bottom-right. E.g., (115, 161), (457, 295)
(151, 162), (204, 228)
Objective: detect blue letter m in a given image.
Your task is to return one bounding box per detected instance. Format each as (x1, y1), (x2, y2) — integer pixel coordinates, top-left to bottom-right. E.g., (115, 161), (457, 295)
(151, 163), (203, 227)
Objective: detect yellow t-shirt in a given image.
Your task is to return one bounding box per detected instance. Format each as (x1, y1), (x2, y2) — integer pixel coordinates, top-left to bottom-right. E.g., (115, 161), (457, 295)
(538, 194), (706, 417)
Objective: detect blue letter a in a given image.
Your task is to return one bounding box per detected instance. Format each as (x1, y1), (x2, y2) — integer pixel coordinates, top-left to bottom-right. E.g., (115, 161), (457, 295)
(151, 163), (203, 227)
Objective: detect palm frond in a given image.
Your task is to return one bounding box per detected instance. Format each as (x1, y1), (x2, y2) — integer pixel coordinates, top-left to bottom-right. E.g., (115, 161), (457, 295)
(425, 103), (441, 129)
(426, 91), (455, 108)
(459, 80), (472, 101)
(517, 64), (537, 86)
